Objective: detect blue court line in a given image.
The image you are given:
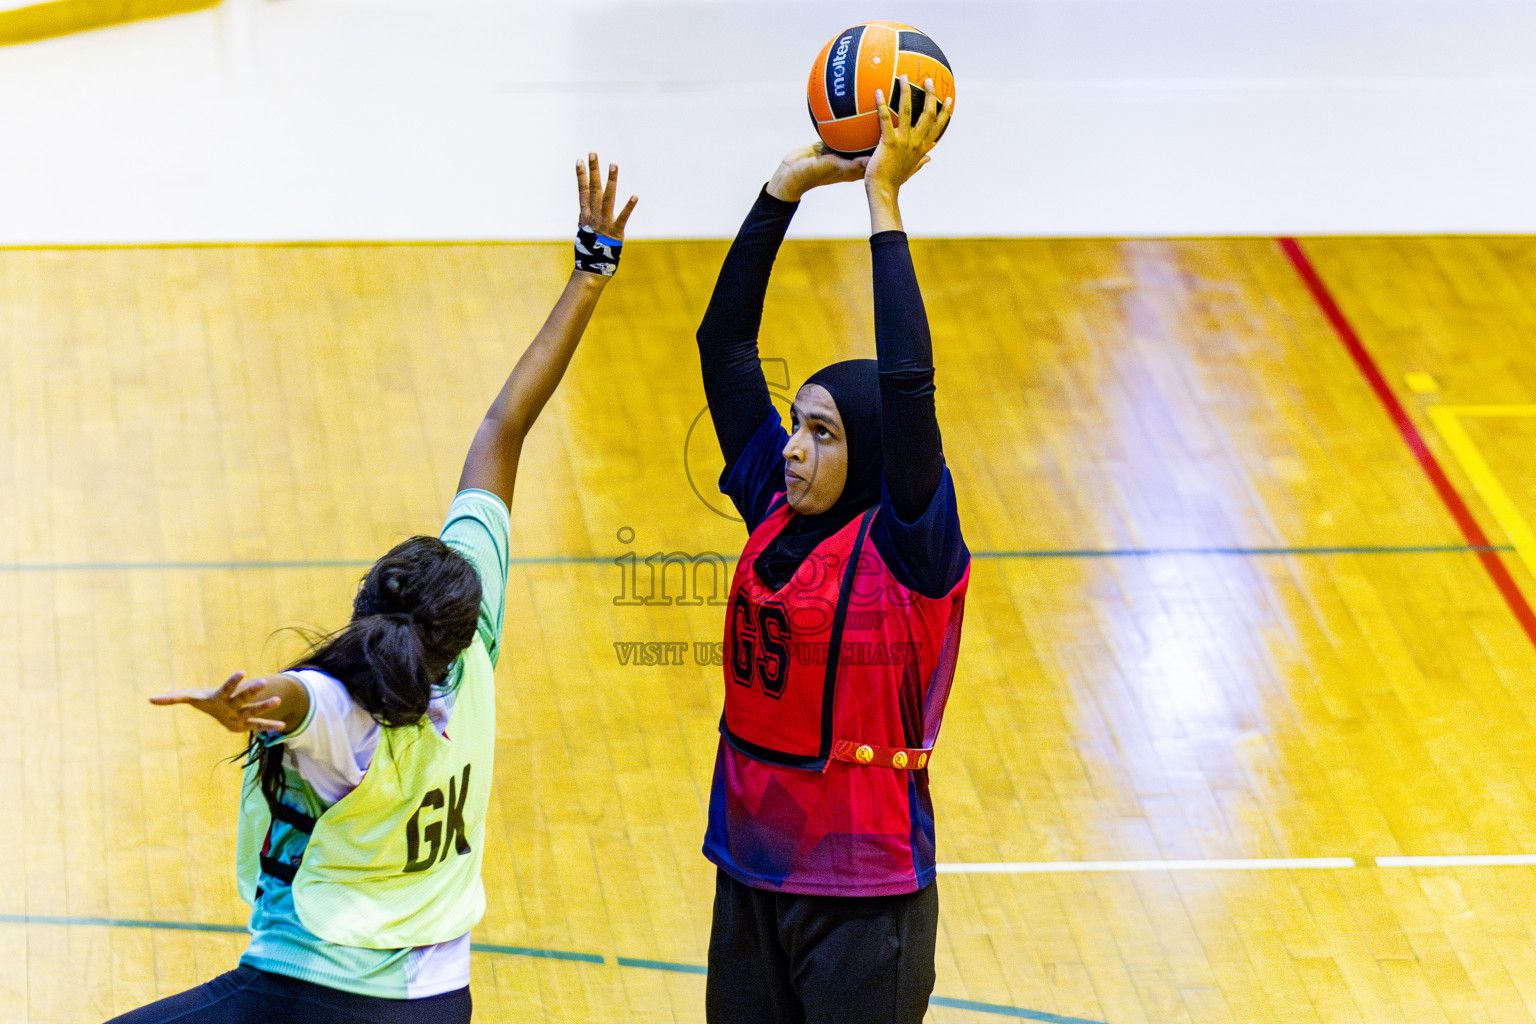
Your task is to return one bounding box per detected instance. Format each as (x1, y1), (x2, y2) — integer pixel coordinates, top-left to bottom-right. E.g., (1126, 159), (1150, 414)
(969, 543), (1510, 559)
(0, 914), (248, 934)
(0, 914), (1108, 1023)
(614, 956), (709, 974)
(0, 555), (613, 572)
(470, 941), (603, 964)
(0, 544), (1509, 573)
(930, 997), (1109, 1024)
(0, 913), (601, 961)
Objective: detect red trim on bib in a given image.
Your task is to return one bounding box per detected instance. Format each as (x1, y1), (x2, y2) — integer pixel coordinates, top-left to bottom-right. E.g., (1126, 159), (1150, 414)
(829, 739), (933, 771)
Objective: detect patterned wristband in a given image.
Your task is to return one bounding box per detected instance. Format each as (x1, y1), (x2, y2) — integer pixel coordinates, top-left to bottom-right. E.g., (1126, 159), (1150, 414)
(575, 226), (622, 277)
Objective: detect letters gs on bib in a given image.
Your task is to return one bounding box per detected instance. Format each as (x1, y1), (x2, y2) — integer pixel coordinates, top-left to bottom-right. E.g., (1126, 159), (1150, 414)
(806, 21), (955, 158)
(730, 572), (897, 700)
(732, 597), (792, 698)
(731, 595), (899, 696)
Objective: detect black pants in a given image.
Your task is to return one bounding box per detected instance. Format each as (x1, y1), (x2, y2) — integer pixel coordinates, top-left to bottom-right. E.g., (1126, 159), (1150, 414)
(706, 870), (938, 1024)
(104, 965), (472, 1024)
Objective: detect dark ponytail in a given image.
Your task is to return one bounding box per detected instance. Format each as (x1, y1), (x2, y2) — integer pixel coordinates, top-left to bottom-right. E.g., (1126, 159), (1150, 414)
(249, 536), (482, 811)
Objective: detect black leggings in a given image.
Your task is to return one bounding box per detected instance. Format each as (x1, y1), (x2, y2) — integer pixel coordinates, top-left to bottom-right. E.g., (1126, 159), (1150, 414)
(705, 870), (938, 1024)
(104, 965), (472, 1024)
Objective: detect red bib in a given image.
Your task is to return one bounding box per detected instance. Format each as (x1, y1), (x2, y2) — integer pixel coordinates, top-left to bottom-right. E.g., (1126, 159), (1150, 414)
(722, 499), (968, 772)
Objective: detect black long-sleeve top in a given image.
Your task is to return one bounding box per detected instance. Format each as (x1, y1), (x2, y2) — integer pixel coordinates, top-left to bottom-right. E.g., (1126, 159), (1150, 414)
(695, 188), (968, 598)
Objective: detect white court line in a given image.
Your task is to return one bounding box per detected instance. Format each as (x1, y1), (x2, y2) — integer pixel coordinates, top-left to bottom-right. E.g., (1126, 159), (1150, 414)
(937, 858), (1356, 874)
(1376, 855), (1536, 867)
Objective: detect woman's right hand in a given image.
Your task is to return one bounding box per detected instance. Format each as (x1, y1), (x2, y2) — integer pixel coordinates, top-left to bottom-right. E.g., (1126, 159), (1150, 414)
(766, 143), (870, 202)
(150, 671), (298, 734)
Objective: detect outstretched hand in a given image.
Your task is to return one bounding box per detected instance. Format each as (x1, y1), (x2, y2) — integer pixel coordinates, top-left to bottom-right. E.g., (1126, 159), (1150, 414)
(149, 671), (286, 733)
(865, 76), (953, 198)
(766, 143), (870, 203)
(459, 151), (636, 506)
(577, 153), (639, 242)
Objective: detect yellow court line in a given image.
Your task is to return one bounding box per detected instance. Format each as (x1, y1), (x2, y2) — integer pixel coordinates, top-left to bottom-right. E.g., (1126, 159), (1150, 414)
(1428, 404), (1536, 579)
(0, 0), (217, 47)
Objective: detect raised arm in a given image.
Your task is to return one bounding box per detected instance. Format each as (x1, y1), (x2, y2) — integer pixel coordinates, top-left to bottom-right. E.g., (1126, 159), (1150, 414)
(697, 145), (868, 466)
(865, 79), (954, 521)
(857, 80), (968, 597)
(458, 154), (638, 507)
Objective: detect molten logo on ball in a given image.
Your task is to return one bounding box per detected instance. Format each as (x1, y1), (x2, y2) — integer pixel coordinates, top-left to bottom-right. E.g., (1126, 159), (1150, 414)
(831, 34), (852, 98)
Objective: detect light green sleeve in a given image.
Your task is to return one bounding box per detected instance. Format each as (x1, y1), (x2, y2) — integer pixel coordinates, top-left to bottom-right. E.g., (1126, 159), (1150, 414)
(439, 488), (511, 667)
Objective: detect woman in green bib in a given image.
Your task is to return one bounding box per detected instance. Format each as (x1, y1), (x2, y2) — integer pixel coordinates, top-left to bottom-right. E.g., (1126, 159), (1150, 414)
(109, 156), (637, 1024)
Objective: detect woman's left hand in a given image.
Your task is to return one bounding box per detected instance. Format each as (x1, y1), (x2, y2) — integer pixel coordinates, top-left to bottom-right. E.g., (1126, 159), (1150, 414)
(150, 671), (288, 733)
(865, 77), (954, 198)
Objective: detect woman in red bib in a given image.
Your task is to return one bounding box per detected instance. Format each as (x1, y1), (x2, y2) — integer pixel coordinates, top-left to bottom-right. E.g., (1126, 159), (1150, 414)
(696, 80), (968, 1024)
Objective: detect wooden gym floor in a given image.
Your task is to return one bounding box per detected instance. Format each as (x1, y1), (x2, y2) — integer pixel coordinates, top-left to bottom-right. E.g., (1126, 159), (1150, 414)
(4, 233), (1536, 1023)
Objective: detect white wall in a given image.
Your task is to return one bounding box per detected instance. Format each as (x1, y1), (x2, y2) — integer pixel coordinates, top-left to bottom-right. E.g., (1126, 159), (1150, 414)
(1, 0), (1534, 242)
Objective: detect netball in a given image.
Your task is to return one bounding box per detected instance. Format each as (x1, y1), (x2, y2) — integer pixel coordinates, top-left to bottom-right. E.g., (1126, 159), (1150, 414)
(806, 21), (955, 157)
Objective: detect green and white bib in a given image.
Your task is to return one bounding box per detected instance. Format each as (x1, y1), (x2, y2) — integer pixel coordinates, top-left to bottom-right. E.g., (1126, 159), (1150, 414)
(237, 635), (495, 950)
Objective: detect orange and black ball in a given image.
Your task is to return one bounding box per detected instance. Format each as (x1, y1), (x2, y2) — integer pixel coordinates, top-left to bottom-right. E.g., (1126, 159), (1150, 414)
(807, 22), (955, 158)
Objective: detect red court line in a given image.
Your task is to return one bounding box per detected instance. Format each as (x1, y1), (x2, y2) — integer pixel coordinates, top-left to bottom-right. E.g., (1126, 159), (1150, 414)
(1277, 237), (1536, 650)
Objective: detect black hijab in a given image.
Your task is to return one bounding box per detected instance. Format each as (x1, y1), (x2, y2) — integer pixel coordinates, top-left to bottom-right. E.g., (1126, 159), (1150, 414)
(753, 359), (883, 590)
